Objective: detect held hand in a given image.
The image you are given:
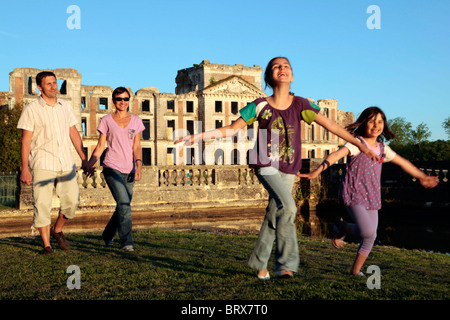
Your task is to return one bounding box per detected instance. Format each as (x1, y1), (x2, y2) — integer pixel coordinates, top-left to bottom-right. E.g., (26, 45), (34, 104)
(87, 167), (96, 177)
(419, 175), (439, 189)
(135, 168), (142, 181)
(297, 171), (320, 180)
(360, 146), (379, 162)
(81, 159), (89, 171)
(20, 168), (32, 186)
(82, 160), (95, 177)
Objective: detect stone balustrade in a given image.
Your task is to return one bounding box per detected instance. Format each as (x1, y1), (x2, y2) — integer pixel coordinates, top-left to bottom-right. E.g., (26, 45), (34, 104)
(15, 160), (449, 213)
(18, 165), (268, 211)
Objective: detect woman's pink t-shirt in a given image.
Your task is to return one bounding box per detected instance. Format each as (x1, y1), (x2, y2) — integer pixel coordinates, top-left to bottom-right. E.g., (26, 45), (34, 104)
(97, 114), (145, 174)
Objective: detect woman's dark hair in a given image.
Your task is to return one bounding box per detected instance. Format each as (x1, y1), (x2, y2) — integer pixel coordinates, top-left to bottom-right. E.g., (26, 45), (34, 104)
(36, 71), (56, 87)
(346, 106), (395, 141)
(112, 86), (131, 101)
(264, 56), (293, 91)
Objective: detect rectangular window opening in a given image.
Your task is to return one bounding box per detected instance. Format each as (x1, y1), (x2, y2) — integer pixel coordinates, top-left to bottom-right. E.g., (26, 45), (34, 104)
(99, 97), (108, 110)
(142, 148), (152, 165)
(142, 100), (150, 112)
(167, 120), (176, 139)
(186, 101), (194, 113)
(143, 119), (150, 140)
(81, 117), (87, 136)
(215, 101), (222, 113)
(167, 100), (175, 112)
(231, 101), (238, 115)
(81, 97), (86, 111)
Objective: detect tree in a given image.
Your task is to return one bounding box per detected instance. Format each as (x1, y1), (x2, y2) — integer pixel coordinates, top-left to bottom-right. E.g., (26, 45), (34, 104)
(0, 103), (22, 172)
(411, 122), (431, 146)
(388, 118), (431, 146)
(388, 117), (413, 148)
(387, 117), (450, 161)
(420, 140), (450, 161)
(443, 116), (450, 140)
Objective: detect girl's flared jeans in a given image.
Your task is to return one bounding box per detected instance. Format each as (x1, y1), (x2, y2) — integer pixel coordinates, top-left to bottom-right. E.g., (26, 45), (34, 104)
(247, 167), (299, 272)
(102, 167), (135, 248)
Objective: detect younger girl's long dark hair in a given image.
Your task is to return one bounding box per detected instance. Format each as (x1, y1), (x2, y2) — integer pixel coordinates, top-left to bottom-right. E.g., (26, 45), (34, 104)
(346, 106), (395, 142)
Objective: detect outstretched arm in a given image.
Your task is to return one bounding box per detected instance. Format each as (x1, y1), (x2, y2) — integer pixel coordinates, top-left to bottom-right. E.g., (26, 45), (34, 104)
(298, 146), (350, 179)
(314, 113), (379, 162)
(174, 117), (247, 146)
(390, 154), (439, 188)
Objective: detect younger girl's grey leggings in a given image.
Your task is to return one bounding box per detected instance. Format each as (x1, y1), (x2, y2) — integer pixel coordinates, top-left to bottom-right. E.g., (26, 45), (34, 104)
(345, 205), (378, 257)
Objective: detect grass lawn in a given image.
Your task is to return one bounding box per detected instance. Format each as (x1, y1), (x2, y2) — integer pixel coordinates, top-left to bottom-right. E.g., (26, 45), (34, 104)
(0, 228), (448, 302)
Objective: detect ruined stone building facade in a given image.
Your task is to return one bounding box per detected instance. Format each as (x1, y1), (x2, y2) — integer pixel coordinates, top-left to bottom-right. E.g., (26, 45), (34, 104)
(1, 61), (353, 168)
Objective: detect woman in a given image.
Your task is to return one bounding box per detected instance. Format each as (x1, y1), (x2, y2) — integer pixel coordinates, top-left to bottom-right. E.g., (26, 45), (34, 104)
(87, 87), (145, 251)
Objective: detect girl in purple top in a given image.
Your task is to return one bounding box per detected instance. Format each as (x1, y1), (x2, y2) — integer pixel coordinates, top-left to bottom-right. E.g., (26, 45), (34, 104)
(87, 87), (145, 251)
(299, 107), (438, 275)
(176, 57), (379, 280)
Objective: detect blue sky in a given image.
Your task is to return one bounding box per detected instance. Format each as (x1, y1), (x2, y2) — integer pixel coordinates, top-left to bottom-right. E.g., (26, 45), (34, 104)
(1, 0), (449, 140)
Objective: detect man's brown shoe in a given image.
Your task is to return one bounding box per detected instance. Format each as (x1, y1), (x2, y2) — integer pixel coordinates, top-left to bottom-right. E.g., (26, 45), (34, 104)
(50, 226), (71, 250)
(40, 246), (53, 255)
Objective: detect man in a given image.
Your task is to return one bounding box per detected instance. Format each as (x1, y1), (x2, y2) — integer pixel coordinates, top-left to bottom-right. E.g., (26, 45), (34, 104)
(17, 71), (88, 255)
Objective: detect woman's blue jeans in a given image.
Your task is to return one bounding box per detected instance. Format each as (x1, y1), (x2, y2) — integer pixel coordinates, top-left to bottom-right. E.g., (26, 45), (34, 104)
(102, 168), (135, 248)
(247, 167), (299, 273)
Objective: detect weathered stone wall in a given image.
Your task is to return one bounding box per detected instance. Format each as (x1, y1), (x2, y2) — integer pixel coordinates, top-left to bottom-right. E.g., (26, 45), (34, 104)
(175, 60), (263, 94)
(18, 165), (269, 212)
